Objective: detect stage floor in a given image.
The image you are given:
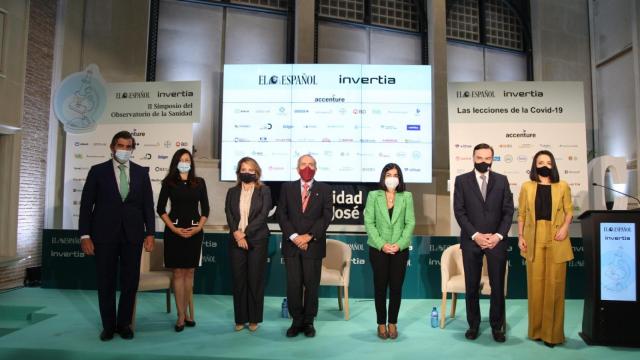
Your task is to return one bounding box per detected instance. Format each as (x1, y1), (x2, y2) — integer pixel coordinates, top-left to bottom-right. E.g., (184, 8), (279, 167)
(0, 288), (637, 359)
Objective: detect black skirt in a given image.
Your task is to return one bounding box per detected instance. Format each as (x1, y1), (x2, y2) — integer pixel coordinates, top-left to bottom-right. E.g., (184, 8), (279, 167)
(164, 226), (203, 268)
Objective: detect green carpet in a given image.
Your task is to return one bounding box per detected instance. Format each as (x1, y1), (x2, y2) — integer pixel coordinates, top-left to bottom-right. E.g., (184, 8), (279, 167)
(0, 288), (637, 359)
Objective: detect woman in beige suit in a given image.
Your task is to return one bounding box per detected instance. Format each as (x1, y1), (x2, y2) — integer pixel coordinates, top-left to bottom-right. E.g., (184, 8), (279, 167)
(517, 150), (573, 348)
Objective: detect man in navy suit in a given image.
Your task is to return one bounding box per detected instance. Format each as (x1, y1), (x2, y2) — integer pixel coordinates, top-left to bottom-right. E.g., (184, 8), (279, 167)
(79, 130), (155, 341)
(278, 154), (332, 338)
(453, 143), (514, 343)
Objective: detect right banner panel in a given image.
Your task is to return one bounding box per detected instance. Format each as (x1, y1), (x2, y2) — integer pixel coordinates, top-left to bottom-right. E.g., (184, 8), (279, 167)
(448, 81), (589, 236)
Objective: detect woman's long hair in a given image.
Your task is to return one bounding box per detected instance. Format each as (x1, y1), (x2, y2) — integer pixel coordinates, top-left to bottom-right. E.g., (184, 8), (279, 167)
(162, 148), (199, 187)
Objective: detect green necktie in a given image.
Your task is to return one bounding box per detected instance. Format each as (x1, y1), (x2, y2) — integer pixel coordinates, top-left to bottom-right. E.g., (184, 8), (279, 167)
(118, 164), (129, 201)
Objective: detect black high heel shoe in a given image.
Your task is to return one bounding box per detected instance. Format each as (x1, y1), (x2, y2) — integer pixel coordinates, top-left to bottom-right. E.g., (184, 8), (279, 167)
(185, 319), (196, 327)
(175, 323), (185, 332)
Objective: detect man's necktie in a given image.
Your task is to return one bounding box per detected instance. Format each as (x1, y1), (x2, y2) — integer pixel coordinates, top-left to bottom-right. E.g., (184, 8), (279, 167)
(302, 183), (310, 212)
(480, 174), (487, 201)
(118, 164), (129, 201)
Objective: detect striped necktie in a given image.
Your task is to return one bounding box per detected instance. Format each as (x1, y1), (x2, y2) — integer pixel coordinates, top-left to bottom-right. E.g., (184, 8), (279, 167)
(302, 183), (310, 212)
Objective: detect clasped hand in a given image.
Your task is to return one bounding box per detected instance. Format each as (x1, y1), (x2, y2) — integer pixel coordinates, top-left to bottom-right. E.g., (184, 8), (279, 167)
(382, 243), (400, 254)
(293, 234), (312, 251)
(172, 225), (202, 239)
(474, 233), (501, 249)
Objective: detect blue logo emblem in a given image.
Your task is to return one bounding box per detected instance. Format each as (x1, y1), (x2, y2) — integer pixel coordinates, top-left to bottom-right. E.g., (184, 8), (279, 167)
(53, 64), (107, 133)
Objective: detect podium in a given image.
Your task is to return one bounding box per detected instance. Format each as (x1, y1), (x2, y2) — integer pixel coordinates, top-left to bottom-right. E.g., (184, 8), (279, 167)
(579, 210), (640, 347)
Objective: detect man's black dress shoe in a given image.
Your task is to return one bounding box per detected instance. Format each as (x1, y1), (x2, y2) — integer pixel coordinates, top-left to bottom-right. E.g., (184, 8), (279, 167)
(465, 327), (479, 340)
(492, 329), (506, 343)
(286, 325), (301, 337)
(100, 330), (114, 341)
(303, 324), (316, 337)
(184, 320), (196, 327)
(117, 326), (134, 340)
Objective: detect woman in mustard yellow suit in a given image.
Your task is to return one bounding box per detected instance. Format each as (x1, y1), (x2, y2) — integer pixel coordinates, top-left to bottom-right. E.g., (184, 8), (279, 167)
(364, 163), (415, 340)
(517, 150), (573, 348)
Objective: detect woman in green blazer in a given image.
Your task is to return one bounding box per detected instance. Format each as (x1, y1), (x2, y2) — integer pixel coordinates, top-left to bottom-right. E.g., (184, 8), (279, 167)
(517, 150), (573, 348)
(364, 163), (415, 340)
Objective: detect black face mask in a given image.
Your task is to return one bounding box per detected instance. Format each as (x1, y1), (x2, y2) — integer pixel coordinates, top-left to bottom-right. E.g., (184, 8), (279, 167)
(536, 166), (552, 178)
(474, 162), (491, 173)
(239, 172), (257, 184)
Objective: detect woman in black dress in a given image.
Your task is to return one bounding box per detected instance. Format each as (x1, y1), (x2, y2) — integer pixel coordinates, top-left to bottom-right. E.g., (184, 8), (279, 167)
(157, 148), (209, 332)
(224, 157), (271, 332)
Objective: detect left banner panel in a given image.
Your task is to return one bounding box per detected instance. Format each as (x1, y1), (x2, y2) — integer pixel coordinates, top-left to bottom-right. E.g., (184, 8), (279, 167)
(59, 78), (199, 230)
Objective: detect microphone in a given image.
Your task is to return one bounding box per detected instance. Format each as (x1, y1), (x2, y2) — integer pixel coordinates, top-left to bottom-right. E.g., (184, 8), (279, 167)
(591, 182), (640, 205)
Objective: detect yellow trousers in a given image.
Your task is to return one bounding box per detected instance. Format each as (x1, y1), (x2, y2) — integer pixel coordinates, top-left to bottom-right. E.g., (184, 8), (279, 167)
(526, 220), (567, 344)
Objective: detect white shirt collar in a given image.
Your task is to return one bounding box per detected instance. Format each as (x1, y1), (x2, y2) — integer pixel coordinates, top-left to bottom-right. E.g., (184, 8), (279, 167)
(474, 169), (490, 179)
(113, 158), (129, 168)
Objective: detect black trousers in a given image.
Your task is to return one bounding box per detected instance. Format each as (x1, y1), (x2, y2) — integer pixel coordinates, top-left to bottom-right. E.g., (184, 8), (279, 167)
(284, 254), (322, 326)
(461, 244), (507, 330)
(369, 247), (409, 324)
(93, 237), (143, 332)
(229, 240), (268, 324)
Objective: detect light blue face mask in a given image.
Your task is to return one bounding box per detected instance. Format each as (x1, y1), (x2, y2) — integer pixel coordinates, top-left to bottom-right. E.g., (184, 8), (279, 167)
(177, 162), (191, 173)
(114, 150), (131, 164)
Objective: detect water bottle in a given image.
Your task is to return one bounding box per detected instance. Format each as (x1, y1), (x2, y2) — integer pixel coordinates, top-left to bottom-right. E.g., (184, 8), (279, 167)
(430, 306), (439, 328)
(281, 298), (289, 318)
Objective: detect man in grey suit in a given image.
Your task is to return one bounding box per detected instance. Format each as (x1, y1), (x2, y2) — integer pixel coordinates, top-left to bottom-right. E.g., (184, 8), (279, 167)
(453, 143), (514, 343)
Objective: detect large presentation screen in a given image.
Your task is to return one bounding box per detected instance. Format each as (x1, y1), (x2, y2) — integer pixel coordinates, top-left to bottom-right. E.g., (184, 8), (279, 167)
(221, 64), (432, 183)
(600, 222), (637, 302)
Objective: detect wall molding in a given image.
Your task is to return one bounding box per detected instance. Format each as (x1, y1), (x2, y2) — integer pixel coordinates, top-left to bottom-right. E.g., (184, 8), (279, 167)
(0, 8), (7, 78)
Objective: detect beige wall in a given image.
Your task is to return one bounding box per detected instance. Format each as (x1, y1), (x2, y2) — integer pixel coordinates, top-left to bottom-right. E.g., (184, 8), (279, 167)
(294, 0), (314, 63)
(0, 0), (59, 289)
(531, 0), (593, 154)
(424, 0), (450, 235)
(46, 0), (151, 229)
(0, 134), (21, 261)
(0, 0), (29, 264)
(586, 0), (639, 205)
(0, 0), (29, 130)
(81, 0), (149, 82)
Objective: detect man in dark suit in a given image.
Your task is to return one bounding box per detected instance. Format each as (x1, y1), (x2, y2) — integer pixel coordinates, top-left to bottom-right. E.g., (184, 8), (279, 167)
(79, 130), (155, 341)
(453, 143), (514, 343)
(278, 154), (332, 338)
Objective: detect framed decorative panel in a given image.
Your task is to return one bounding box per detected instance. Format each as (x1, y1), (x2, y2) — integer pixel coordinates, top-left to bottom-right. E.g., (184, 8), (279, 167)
(0, 8), (7, 77)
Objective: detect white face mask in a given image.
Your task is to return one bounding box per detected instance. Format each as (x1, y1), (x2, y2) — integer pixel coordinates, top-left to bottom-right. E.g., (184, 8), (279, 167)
(114, 149), (131, 164)
(177, 162), (191, 173)
(384, 176), (399, 190)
